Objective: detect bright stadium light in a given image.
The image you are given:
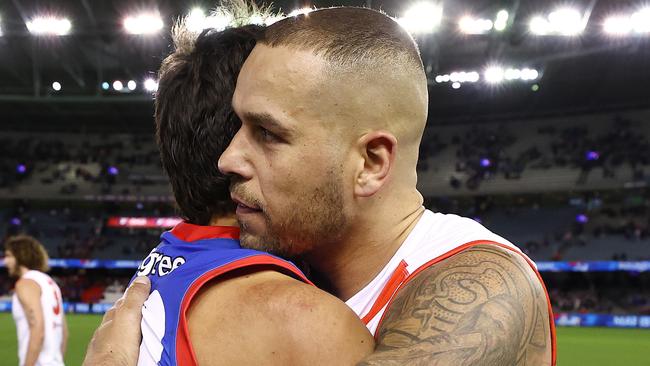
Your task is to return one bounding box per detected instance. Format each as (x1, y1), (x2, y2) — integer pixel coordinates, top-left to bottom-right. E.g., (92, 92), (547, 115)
(604, 16), (633, 35)
(459, 16), (493, 34)
(187, 8), (234, 32)
(0, 17), (3, 37)
(124, 13), (164, 35)
(113, 80), (123, 91)
(26, 16), (72, 36)
(494, 10), (509, 31)
(521, 68), (539, 80)
(504, 68), (522, 80)
(144, 78), (158, 92)
(467, 71), (480, 82)
(101, 82), (110, 90)
(187, 8), (208, 32)
(52, 81), (61, 91)
(530, 8), (584, 36)
(451, 82), (461, 89)
(484, 66), (505, 84)
(288, 8), (313, 17)
(127, 80), (137, 91)
(397, 2), (443, 34)
(549, 8), (584, 35)
(631, 8), (650, 33)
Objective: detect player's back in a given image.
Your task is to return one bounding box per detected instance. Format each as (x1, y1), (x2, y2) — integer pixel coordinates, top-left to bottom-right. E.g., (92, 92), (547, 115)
(12, 270), (65, 366)
(136, 223), (313, 366)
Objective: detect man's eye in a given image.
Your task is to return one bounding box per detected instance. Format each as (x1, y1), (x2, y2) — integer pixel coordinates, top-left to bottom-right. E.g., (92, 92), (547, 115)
(258, 127), (280, 143)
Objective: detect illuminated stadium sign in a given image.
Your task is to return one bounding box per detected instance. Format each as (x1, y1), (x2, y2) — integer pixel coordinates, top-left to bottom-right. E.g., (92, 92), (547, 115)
(106, 216), (182, 228)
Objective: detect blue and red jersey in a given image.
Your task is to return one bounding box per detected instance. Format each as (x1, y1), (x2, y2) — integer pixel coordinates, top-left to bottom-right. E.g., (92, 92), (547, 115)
(134, 222), (310, 366)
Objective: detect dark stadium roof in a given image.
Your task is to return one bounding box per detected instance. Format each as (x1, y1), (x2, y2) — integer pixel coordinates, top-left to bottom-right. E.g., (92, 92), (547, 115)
(1, 0), (649, 132)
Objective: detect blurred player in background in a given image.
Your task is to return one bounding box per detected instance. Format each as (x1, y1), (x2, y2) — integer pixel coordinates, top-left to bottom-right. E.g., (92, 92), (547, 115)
(4, 235), (67, 366)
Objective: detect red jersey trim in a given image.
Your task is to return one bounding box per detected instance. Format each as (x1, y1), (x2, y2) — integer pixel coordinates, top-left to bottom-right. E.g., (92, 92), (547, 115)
(170, 222), (240, 242)
(360, 260), (408, 324)
(369, 240), (557, 366)
(175, 254), (313, 366)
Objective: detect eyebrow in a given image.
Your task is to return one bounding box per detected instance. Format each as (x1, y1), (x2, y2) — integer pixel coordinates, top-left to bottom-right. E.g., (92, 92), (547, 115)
(243, 111), (294, 136)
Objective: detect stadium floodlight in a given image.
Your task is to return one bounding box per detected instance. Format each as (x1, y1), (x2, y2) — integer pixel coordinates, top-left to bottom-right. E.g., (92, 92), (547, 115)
(451, 82), (461, 89)
(186, 8), (208, 33)
(101, 82), (110, 90)
(434, 75), (445, 83)
(631, 8), (650, 34)
(187, 7), (234, 32)
(604, 16), (632, 35)
(52, 81), (62, 91)
(521, 68), (539, 81)
(144, 78), (158, 92)
(288, 8), (313, 17)
(530, 8), (584, 36)
(484, 66), (505, 84)
(113, 80), (123, 91)
(467, 71), (480, 83)
(504, 68), (521, 80)
(494, 10), (509, 31)
(124, 13), (164, 35)
(397, 2), (443, 35)
(26, 16), (72, 36)
(459, 16), (493, 34)
(127, 80), (137, 91)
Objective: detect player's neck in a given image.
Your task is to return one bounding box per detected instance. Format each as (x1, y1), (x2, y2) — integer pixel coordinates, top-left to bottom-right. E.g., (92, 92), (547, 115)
(307, 194), (425, 301)
(17, 267), (29, 277)
(208, 214), (239, 227)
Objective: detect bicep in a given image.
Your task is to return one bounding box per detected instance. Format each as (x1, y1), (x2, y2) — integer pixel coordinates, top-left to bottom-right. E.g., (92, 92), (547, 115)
(16, 280), (45, 331)
(361, 245), (552, 366)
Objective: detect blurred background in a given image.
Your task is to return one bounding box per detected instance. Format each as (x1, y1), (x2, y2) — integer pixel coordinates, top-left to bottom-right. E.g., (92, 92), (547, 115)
(1, 0), (649, 364)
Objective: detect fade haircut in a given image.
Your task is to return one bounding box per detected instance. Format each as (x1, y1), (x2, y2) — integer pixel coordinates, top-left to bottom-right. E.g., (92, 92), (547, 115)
(155, 1), (269, 225)
(261, 7), (424, 73)
(5, 235), (50, 272)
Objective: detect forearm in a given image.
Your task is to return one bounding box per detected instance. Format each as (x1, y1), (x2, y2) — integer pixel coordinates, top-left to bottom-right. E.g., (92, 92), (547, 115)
(24, 329), (45, 366)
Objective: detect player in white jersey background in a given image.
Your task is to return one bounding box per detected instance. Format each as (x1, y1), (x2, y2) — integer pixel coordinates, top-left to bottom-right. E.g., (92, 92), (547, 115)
(4, 235), (68, 366)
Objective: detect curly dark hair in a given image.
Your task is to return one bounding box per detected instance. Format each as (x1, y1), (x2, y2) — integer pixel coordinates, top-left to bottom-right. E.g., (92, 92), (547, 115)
(155, 22), (263, 225)
(4, 235), (50, 272)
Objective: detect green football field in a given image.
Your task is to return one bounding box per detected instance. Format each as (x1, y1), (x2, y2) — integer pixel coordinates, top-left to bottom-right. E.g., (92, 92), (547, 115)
(1, 313), (649, 365)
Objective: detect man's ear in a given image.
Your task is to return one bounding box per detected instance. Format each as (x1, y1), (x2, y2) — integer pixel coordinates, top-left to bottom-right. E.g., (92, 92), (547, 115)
(354, 131), (397, 197)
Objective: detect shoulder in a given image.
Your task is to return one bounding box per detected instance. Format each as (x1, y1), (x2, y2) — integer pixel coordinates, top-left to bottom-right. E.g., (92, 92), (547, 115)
(188, 269), (373, 365)
(15, 278), (41, 294)
(367, 244), (552, 365)
(15, 278), (42, 308)
(191, 268), (358, 330)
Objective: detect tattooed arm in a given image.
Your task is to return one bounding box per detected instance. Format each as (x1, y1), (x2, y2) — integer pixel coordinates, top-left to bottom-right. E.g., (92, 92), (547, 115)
(16, 279), (45, 366)
(358, 245), (552, 366)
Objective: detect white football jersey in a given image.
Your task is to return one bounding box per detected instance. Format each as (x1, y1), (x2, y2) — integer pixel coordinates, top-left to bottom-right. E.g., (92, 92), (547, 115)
(12, 270), (65, 366)
(345, 209), (551, 335)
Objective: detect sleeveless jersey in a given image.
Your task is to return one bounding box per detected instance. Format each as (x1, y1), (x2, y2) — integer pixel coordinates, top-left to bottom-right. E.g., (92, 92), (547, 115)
(12, 270), (65, 366)
(345, 209), (557, 366)
(136, 222), (311, 366)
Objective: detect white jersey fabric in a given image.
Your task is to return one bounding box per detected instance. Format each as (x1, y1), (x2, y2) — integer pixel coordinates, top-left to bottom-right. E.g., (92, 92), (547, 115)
(345, 209), (535, 335)
(12, 270), (65, 366)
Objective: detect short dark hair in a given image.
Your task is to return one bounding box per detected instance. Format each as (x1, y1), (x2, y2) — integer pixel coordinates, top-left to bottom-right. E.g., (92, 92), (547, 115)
(5, 235), (50, 272)
(155, 24), (263, 225)
(261, 7), (423, 72)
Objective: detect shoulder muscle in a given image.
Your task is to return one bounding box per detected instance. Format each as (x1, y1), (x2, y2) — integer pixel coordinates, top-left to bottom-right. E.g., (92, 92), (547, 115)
(360, 245), (552, 366)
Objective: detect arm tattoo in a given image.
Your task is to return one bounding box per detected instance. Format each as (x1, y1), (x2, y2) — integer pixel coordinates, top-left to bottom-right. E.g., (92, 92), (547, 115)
(359, 245), (552, 366)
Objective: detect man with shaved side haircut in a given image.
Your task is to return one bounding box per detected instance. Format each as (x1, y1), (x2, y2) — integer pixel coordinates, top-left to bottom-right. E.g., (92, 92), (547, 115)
(86, 6), (555, 366)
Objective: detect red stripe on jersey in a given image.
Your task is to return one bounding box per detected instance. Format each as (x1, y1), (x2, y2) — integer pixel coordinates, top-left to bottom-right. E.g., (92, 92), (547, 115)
(361, 260), (408, 324)
(370, 240), (557, 366)
(175, 255), (313, 366)
(170, 222), (240, 242)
